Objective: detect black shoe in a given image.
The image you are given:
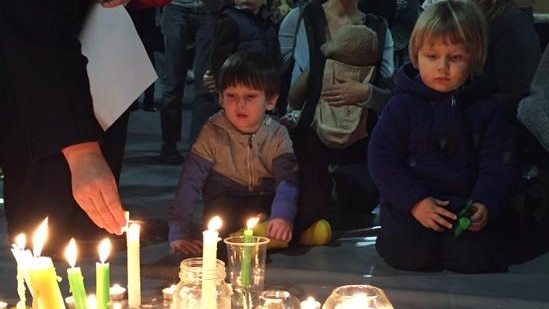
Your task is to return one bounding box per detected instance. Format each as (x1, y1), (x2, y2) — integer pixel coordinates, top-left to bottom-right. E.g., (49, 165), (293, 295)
(144, 106), (158, 112)
(159, 143), (184, 165)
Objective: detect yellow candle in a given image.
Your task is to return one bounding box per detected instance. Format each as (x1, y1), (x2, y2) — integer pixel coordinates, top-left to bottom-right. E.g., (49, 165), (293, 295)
(28, 256), (66, 309)
(202, 216), (222, 309)
(28, 218), (66, 309)
(127, 222), (141, 308)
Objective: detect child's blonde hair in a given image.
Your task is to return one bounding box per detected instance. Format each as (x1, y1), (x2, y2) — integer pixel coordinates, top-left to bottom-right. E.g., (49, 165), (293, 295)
(409, 0), (487, 72)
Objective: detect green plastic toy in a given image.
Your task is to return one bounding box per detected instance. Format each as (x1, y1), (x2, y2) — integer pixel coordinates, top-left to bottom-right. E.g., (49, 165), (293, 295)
(454, 200), (473, 237)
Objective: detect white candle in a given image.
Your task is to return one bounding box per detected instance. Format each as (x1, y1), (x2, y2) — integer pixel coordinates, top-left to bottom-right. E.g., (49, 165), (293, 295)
(300, 296), (321, 309)
(11, 234), (29, 309)
(202, 216), (222, 309)
(127, 222), (141, 308)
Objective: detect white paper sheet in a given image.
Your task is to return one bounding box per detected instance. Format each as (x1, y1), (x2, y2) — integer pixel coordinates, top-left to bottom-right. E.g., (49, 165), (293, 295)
(80, 4), (158, 130)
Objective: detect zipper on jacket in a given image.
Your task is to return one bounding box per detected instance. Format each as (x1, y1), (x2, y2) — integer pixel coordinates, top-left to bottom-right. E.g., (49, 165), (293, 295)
(247, 134), (255, 191)
(450, 95), (457, 149)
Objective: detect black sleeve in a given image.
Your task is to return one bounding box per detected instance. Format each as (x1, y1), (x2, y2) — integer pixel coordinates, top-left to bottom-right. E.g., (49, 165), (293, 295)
(1, 0), (102, 159)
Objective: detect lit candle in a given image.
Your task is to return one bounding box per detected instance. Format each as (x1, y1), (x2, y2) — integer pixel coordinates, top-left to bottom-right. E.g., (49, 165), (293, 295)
(202, 216), (222, 309)
(64, 238), (88, 309)
(110, 284), (127, 301)
(162, 284), (176, 301)
(126, 222), (141, 308)
(241, 217), (259, 288)
(0, 301), (7, 309)
(96, 238), (111, 309)
(10, 234), (30, 309)
(300, 296), (321, 309)
(27, 218), (66, 309)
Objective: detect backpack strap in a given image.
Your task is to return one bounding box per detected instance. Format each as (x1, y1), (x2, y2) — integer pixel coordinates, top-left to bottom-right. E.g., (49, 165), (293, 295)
(296, 0), (326, 130)
(363, 13), (388, 84)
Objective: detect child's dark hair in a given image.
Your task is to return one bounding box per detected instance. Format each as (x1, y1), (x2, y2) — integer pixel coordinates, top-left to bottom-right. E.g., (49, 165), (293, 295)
(217, 50), (280, 100)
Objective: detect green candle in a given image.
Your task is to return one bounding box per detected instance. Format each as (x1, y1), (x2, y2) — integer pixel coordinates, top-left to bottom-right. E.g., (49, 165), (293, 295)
(67, 267), (87, 309)
(241, 217), (259, 288)
(65, 238), (87, 309)
(96, 239), (111, 309)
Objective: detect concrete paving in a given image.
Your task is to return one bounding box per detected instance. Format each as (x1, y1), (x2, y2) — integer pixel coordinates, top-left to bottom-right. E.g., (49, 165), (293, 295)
(1, 106), (549, 309)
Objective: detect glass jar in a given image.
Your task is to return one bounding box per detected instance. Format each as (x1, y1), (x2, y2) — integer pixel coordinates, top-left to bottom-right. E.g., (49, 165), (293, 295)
(171, 257), (232, 309)
(322, 285), (393, 309)
(254, 289), (301, 309)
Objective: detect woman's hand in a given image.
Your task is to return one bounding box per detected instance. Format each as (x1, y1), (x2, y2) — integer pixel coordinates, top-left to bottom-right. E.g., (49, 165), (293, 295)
(62, 142), (127, 235)
(321, 76), (371, 106)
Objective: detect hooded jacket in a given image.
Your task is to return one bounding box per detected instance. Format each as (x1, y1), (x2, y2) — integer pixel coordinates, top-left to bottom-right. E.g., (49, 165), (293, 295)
(168, 111), (298, 241)
(368, 64), (519, 228)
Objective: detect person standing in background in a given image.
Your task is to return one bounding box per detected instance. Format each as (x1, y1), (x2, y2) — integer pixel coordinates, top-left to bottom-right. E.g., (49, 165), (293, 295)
(158, 0), (219, 164)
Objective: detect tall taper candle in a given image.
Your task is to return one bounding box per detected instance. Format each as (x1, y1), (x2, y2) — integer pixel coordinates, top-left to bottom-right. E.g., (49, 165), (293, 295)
(96, 238), (111, 309)
(127, 222), (141, 308)
(65, 238), (88, 309)
(202, 216), (222, 309)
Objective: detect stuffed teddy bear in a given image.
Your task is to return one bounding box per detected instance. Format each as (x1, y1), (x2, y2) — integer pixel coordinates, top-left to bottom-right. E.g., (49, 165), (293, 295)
(283, 24), (380, 148)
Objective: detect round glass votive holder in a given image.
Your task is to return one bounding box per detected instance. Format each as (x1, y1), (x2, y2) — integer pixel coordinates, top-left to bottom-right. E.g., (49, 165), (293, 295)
(321, 285), (393, 309)
(254, 289), (301, 309)
(223, 236), (270, 292)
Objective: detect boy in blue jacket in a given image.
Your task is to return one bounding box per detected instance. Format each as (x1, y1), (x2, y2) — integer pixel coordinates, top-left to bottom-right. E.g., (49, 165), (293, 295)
(368, 0), (518, 273)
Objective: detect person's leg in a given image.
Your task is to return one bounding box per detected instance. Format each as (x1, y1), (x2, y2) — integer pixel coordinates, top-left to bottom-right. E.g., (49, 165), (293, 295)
(292, 129), (332, 238)
(376, 206), (443, 271)
(101, 109), (130, 183)
(188, 13), (218, 145)
(203, 193), (272, 239)
(159, 5), (190, 164)
(441, 230), (509, 273)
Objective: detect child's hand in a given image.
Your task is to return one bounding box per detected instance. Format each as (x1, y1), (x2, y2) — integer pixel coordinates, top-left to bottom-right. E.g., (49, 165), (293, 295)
(203, 70), (217, 94)
(322, 77), (371, 106)
(468, 202), (488, 231)
(411, 197), (456, 232)
(170, 238), (203, 255)
(266, 218), (293, 243)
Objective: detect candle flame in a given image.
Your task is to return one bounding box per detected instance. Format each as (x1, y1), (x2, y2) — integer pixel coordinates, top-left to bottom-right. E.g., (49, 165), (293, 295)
(246, 217), (260, 229)
(15, 234), (26, 250)
(65, 238), (78, 267)
(32, 218), (48, 257)
(306, 296), (315, 302)
(207, 216), (222, 231)
(98, 238), (111, 263)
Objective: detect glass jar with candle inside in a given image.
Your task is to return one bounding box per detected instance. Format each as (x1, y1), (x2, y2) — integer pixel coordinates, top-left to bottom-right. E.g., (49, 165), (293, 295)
(171, 257), (231, 309)
(322, 285), (393, 309)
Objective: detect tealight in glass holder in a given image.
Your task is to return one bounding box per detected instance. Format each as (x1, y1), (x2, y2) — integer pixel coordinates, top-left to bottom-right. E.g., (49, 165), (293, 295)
(322, 285), (393, 309)
(254, 289), (301, 309)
